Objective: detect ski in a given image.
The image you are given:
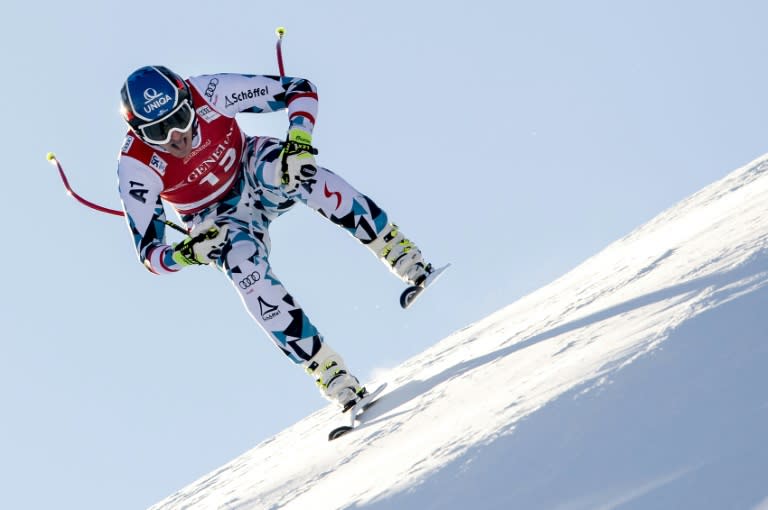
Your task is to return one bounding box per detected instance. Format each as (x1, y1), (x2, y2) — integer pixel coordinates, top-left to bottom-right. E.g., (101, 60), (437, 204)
(328, 383), (387, 441)
(400, 264), (451, 309)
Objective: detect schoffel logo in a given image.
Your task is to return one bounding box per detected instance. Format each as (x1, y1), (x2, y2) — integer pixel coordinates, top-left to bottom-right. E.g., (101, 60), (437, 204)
(238, 271), (261, 289)
(258, 296), (280, 321)
(224, 86), (270, 107)
(143, 88), (173, 114)
(205, 78), (219, 99)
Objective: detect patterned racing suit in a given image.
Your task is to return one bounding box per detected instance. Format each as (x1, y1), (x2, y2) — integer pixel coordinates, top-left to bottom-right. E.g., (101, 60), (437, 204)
(117, 73), (390, 364)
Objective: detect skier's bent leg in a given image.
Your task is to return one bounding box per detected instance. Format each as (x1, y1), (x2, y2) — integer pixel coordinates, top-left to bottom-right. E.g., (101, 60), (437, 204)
(297, 166), (434, 285)
(219, 238), (361, 408)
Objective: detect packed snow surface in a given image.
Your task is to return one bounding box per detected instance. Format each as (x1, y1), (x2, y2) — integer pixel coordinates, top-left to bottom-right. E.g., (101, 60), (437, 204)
(151, 156), (768, 510)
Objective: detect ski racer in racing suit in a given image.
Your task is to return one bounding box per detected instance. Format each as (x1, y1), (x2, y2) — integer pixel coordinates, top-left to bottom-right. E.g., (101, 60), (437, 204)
(117, 66), (434, 410)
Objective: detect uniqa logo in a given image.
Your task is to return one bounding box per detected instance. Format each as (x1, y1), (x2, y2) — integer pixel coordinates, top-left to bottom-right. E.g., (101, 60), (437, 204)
(142, 88), (173, 114)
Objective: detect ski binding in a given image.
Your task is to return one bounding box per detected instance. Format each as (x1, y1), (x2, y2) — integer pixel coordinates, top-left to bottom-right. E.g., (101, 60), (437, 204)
(328, 383), (387, 441)
(399, 263), (451, 309)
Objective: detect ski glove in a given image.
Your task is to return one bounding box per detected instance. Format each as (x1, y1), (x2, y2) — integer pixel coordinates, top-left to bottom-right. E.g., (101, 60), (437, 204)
(279, 128), (318, 192)
(172, 220), (229, 266)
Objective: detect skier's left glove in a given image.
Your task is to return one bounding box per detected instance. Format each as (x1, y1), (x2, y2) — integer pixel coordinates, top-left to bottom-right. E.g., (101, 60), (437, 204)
(279, 128), (318, 192)
(171, 220), (229, 266)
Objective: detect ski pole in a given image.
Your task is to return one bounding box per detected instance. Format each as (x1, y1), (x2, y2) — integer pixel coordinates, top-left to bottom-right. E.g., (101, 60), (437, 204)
(275, 26), (286, 76)
(45, 152), (188, 234)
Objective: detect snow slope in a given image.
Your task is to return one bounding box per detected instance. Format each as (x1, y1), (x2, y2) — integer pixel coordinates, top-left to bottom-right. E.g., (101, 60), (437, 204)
(150, 155), (768, 510)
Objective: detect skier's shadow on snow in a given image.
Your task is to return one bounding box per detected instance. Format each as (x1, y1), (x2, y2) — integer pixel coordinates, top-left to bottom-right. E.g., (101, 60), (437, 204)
(362, 250), (768, 426)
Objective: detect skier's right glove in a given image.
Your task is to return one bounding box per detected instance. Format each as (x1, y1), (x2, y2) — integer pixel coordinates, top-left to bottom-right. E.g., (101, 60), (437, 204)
(171, 220), (229, 266)
(279, 128), (319, 192)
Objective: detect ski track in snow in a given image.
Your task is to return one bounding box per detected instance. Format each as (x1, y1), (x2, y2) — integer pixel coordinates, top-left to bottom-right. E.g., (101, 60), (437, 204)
(149, 155), (768, 510)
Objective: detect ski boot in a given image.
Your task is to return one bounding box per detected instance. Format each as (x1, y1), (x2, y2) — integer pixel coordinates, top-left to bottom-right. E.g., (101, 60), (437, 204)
(304, 343), (365, 411)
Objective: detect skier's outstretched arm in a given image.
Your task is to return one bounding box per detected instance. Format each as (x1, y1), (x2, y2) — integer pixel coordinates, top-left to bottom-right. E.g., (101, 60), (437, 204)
(187, 73), (318, 136)
(117, 154), (183, 274)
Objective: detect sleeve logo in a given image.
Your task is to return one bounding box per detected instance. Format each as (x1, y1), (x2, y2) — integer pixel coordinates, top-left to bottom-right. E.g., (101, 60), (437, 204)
(197, 105), (221, 123)
(121, 135), (135, 154)
(149, 153), (168, 175)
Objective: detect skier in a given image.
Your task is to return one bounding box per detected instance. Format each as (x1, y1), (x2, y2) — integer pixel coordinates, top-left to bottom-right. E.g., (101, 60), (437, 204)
(117, 65), (434, 411)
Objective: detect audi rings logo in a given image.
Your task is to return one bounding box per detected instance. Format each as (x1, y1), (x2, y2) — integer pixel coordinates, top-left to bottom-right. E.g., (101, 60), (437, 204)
(238, 271), (261, 289)
(205, 78), (219, 99)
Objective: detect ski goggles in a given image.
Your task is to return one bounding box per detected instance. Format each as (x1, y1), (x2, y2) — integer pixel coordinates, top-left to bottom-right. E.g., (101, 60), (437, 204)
(138, 100), (195, 145)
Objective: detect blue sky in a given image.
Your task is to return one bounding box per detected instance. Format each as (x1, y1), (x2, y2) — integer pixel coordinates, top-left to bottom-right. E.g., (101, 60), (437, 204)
(3, 1), (768, 509)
